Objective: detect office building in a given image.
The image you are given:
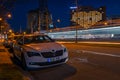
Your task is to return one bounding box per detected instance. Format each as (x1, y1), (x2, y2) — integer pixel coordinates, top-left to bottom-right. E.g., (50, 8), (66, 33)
(27, 0), (54, 33)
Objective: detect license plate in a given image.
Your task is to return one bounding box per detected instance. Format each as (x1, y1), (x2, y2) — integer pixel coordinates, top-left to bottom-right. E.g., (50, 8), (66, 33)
(47, 57), (60, 62)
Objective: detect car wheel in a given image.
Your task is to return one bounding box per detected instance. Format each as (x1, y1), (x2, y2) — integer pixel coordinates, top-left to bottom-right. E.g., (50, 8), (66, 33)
(21, 53), (29, 70)
(9, 47), (13, 53)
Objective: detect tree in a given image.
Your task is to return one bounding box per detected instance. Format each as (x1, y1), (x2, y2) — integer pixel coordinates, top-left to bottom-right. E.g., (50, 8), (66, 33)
(0, 0), (16, 32)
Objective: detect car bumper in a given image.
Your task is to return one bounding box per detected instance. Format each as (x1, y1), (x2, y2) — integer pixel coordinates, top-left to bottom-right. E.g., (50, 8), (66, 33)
(27, 57), (68, 68)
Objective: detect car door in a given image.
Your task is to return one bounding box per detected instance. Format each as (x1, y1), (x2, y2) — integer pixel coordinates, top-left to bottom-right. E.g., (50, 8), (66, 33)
(13, 38), (23, 60)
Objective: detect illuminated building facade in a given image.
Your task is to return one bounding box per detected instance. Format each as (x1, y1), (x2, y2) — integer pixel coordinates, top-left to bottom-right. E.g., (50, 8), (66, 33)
(70, 6), (106, 29)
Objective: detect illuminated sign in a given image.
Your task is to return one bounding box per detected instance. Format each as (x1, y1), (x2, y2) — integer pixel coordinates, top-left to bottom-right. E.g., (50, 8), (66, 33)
(70, 6), (77, 9)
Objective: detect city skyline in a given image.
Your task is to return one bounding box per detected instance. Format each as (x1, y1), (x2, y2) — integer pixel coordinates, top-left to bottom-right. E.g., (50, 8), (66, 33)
(8, 0), (120, 32)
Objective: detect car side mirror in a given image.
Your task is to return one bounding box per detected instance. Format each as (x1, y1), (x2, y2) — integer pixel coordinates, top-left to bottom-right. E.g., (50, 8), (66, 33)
(18, 41), (23, 45)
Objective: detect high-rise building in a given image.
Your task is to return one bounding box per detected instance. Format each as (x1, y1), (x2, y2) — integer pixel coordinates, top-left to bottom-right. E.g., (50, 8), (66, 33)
(27, 0), (54, 33)
(27, 10), (38, 33)
(70, 6), (106, 29)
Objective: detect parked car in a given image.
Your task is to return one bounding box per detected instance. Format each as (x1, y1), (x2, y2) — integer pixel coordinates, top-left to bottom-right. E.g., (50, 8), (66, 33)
(9, 35), (23, 51)
(13, 34), (68, 70)
(3, 35), (22, 49)
(3, 37), (13, 48)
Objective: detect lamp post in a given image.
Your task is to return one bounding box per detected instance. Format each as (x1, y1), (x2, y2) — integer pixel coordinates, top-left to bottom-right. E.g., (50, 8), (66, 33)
(54, 19), (61, 29)
(75, 0), (78, 43)
(38, 10), (41, 33)
(0, 18), (2, 35)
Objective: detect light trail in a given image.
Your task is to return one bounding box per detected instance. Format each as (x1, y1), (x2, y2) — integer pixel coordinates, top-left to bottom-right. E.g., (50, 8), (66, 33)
(57, 41), (120, 44)
(80, 50), (120, 58)
(57, 41), (120, 58)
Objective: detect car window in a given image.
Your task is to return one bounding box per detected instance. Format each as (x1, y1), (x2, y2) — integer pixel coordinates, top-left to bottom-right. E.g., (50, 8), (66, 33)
(23, 35), (54, 44)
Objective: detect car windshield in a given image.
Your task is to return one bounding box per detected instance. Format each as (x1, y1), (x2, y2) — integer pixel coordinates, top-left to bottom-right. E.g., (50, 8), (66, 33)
(23, 35), (54, 44)
(14, 35), (23, 40)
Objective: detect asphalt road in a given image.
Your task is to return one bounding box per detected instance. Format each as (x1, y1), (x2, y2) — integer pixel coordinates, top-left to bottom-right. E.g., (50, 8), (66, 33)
(25, 43), (120, 80)
(4, 41), (120, 80)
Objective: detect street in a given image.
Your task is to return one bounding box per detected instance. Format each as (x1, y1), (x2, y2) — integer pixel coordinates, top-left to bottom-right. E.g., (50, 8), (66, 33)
(1, 0), (120, 80)
(63, 43), (120, 80)
(2, 42), (120, 80)
(27, 43), (120, 80)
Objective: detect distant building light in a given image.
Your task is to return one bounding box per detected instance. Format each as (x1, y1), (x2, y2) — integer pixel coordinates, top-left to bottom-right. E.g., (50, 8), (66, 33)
(70, 6), (77, 9)
(99, 8), (102, 10)
(111, 34), (114, 38)
(57, 19), (60, 23)
(49, 24), (54, 28)
(104, 22), (108, 25)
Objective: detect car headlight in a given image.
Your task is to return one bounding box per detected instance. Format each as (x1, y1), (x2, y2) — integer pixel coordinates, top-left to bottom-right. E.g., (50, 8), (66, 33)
(61, 45), (67, 52)
(27, 52), (40, 57)
(64, 48), (67, 52)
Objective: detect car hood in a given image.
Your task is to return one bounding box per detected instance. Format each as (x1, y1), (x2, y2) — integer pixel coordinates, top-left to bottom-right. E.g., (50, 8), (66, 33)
(24, 42), (64, 52)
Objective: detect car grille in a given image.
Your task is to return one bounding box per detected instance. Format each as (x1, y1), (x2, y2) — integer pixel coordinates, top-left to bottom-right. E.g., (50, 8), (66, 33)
(41, 50), (63, 58)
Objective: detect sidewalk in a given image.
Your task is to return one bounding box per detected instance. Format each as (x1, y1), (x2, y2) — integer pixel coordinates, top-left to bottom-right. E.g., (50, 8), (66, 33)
(0, 43), (30, 80)
(0, 46), (12, 64)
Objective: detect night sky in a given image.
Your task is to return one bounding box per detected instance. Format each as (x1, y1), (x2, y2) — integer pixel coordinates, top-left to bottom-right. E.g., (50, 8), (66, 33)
(8, 0), (120, 32)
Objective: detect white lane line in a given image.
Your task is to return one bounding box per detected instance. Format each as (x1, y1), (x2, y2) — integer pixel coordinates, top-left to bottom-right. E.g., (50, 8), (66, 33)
(78, 42), (120, 44)
(57, 41), (120, 44)
(76, 58), (88, 63)
(81, 50), (120, 58)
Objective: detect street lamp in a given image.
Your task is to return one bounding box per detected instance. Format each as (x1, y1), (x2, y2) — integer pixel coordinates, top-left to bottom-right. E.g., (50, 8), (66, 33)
(104, 22), (108, 26)
(54, 19), (61, 29)
(23, 32), (26, 35)
(0, 18), (2, 21)
(9, 29), (12, 33)
(8, 29), (12, 38)
(0, 18), (3, 35)
(7, 13), (12, 18)
(57, 19), (61, 23)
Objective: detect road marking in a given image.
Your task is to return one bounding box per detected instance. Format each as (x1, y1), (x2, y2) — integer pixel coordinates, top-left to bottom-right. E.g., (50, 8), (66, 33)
(76, 58), (88, 63)
(78, 42), (120, 45)
(80, 50), (120, 58)
(69, 57), (88, 63)
(57, 41), (120, 45)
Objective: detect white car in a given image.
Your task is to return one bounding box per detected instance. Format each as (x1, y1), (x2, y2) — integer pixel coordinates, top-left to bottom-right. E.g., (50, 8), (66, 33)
(13, 34), (68, 70)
